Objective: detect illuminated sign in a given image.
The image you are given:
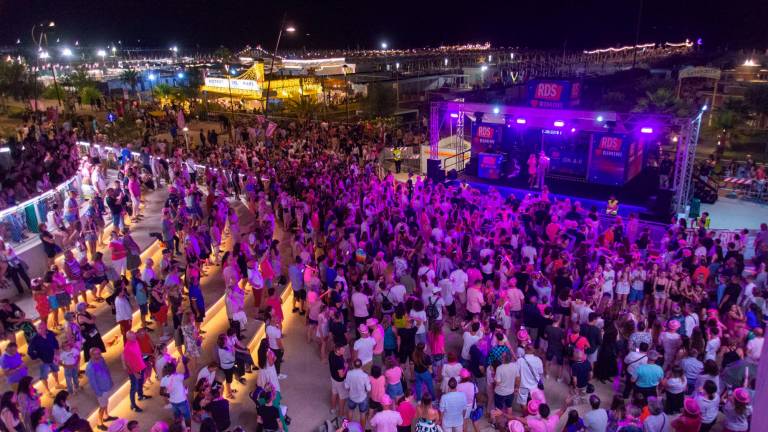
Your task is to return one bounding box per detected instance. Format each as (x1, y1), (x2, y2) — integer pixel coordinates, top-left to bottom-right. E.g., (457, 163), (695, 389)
(476, 125), (495, 139)
(534, 82), (564, 101)
(204, 77), (261, 92)
(542, 129), (562, 135)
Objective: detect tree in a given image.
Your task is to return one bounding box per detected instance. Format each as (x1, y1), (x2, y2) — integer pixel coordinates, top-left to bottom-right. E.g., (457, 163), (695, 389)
(179, 67), (203, 101)
(104, 110), (143, 144)
(120, 69), (142, 104)
(363, 83), (397, 118)
(0, 62), (27, 112)
(79, 86), (102, 107)
(633, 87), (694, 117)
(214, 46), (234, 63)
(64, 69), (95, 93)
(285, 96), (320, 123)
(745, 84), (768, 127)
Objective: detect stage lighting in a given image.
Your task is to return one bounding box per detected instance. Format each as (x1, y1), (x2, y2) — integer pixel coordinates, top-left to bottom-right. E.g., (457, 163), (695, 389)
(450, 113), (459, 118)
(516, 118), (527, 125)
(640, 127), (654, 134)
(702, 104), (708, 111)
(493, 107), (500, 114)
(553, 120), (565, 127)
(570, 127), (576, 133)
(596, 115), (604, 122)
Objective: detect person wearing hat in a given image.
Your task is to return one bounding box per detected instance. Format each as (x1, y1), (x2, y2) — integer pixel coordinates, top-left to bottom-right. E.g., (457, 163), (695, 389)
(512, 396), (575, 432)
(722, 387), (752, 432)
(632, 350), (664, 401)
(369, 394), (403, 432)
(354, 324), (376, 374)
(671, 398), (702, 432)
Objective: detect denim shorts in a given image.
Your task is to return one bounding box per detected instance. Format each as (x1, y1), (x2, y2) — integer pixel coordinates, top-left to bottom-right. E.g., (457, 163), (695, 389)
(347, 397), (369, 413)
(494, 393), (514, 409)
(40, 362), (60, 379)
(172, 401), (192, 422)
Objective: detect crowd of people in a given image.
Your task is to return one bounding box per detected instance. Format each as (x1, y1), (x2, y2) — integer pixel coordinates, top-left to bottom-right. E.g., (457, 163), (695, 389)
(0, 111), (763, 432)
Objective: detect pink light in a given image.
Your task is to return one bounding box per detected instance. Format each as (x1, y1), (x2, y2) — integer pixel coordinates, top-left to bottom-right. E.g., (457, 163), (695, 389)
(570, 127), (576, 133)
(640, 127), (654, 134)
(450, 113), (459, 118)
(553, 120), (565, 127)
(516, 118), (527, 124)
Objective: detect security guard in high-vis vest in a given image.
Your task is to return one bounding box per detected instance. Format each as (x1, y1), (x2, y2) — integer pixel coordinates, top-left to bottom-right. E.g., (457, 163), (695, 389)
(606, 195), (619, 216)
(392, 146), (403, 173)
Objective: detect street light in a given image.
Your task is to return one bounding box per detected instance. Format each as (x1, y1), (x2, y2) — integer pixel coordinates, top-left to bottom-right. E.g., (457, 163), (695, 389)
(61, 48), (72, 57)
(264, 17), (297, 118)
(39, 51), (50, 59)
(381, 42), (388, 50)
(342, 64), (351, 122)
(31, 21), (60, 108)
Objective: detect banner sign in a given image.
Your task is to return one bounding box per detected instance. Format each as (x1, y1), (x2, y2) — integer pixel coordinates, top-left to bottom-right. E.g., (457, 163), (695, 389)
(204, 77), (261, 92)
(678, 67), (721, 81)
(543, 132), (589, 178)
(471, 123), (502, 153)
(527, 80), (581, 108)
(588, 134), (626, 185)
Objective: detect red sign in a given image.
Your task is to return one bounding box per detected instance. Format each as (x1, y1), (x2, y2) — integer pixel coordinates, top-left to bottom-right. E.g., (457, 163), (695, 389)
(599, 136), (623, 152)
(534, 82), (564, 101)
(476, 125), (495, 139)
(570, 83), (581, 100)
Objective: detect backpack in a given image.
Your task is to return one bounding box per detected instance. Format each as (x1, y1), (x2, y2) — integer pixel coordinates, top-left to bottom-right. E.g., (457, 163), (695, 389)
(381, 291), (394, 312)
(564, 334), (584, 358)
(426, 297), (439, 321)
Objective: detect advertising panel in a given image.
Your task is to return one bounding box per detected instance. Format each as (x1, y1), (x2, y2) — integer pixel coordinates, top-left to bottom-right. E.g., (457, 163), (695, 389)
(588, 134), (627, 185)
(527, 80), (581, 108)
(543, 131), (589, 178)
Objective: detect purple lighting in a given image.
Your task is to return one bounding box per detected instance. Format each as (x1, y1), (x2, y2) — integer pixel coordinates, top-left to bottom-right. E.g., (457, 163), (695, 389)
(570, 127), (576, 133)
(553, 120), (565, 127)
(640, 127), (654, 134)
(516, 118), (527, 124)
(450, 113), (459, 118)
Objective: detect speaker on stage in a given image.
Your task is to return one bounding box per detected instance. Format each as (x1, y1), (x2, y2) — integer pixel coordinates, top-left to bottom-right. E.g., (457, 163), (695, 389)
(465, 157), (478, 176)
(427, 159), (445, 183)
(447, 169), (458, 181)
(644, 189), (675, 222)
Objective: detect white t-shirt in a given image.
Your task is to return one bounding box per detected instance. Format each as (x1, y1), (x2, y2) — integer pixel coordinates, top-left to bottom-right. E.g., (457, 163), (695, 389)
(704, 337), (720, 361)
(266, 324), (282, 350)
(517, 354), (544, 390)
(351, 292), (370, 318)
(461, 331), (483, 360)
(450, 269), (468, 294)
(389, 284), (406, 304)
(115, 296), (133, 322)
(494, 362), (519, 396)
(197, 367), (217, 385)
(354, 336), (376, 365)
(747, 337), (763, 362)
(410, 310), (428, 334)
(160, 373), (188, 404)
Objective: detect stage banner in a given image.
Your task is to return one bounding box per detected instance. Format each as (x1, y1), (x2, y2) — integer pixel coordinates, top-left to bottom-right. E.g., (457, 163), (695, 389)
(542, 129), (589, 178)
(471, 123), (502, 154)
(588, 133), (627, 186)
(527, 80), (581, 109)
(626, 138), (644, 181)
(478, 153), (504, 180)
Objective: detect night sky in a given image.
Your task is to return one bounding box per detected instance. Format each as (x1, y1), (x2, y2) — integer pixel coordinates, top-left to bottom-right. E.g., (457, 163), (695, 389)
(1, 0), (767, 52)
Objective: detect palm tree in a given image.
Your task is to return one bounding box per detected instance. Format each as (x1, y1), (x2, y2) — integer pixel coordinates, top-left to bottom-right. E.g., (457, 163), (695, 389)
(120, 69), (141, 104)
(0, 62), (26, 113)
(285, 96), (320, 123)
(213, 46), (234, 63)
(152, 83), (186, 108)
(79, 86), (103, 108)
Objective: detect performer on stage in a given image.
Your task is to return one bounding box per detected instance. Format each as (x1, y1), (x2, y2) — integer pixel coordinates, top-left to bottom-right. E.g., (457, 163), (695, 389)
(536, 150), (550, 190)
(527, 153), (538, 188)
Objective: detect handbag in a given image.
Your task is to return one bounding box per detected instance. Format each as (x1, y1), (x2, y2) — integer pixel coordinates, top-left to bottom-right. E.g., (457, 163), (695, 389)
(469, 383), (484, 421)
(522, 355), (545, 390)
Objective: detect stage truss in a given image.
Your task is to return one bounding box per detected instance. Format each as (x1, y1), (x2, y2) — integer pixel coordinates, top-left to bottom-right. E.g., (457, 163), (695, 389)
(672, 110), (704, 215)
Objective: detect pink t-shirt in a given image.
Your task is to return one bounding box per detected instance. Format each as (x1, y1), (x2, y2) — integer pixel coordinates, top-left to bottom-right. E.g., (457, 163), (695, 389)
(527, 415), (560, 432)
(397, 401), (416, 426)
(384, 367), (403, 385)
(369, 376), (386, 403)
(466, 268), (482, 286)
(466, 287), (484, 314)
(370, 409), (403, 432)
(427, 332), (445, 356)
(123, 340), (146, 374)
(372, 325), (384, 355)
(506, 288), (525, 311)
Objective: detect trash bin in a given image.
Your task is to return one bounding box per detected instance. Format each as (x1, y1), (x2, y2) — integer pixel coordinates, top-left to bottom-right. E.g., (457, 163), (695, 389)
(689, 197), (701, 219)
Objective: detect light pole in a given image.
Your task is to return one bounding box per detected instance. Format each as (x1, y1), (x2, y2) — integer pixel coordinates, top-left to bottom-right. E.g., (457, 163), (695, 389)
(183, 126), (190, 152)
(97, 49), (106, 74)
(31, 21), (56, 112)
(342, 64), (350, 122)
(224, 64), (235, 115)
(148, 73), (156, 102)
(263, 16), (295, 118)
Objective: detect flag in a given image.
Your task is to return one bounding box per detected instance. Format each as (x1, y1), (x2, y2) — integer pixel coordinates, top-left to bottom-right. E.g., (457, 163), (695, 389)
(266, 121), (277, 138)
(256, 115), (266, 124)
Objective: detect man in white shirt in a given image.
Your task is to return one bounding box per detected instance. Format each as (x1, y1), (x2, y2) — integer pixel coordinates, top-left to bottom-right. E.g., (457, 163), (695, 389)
(160, 366), (191, 426)
(461, 322), (483, 361)
(517, 345), (544, 404)
(746, 327), (764, 362)
(389, 281), (407, 305)
(623, 342), (649, 399)
(265, 316), (286, 377)
(494, 354), (519, 415)
(354, 325), (377, 372)
(344, 359), (371, 429)
(115, 289), (134, 341)
(351, 285), (370, 326)
(449, 266), (468, 306)
(369, 395), (403, 432)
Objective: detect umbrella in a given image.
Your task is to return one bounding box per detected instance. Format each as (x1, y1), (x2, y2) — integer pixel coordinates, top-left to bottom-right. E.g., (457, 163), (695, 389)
(720, 359), (758, 389)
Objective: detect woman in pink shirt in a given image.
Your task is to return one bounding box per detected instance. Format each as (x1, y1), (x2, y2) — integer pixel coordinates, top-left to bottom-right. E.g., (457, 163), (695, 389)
(427, 322), (445, 379)
(128, 173), (142, 222)
(516, 398), (574, 432)
(121, 331), (149, 412)
(384, 357), (404, 399)
(369, 365), (387, 409)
